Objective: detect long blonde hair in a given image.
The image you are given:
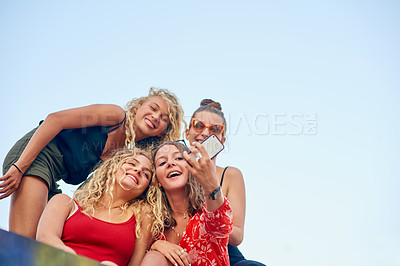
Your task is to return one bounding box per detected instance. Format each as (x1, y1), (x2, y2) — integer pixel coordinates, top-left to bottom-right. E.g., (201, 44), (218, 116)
(146, 141), (205, 239)
(74, 148), (153, 237)
(124, 87), (185, 148)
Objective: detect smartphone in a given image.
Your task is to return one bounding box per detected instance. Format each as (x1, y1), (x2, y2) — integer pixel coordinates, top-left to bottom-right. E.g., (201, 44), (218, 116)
(189, 134), (224, 160)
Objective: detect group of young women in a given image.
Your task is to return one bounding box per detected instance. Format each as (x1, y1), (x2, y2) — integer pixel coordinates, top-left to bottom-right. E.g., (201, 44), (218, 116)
(0, 88), (264, 266)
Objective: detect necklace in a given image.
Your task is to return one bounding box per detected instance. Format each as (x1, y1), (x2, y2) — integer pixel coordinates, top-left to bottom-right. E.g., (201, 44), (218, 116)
(170, 210), (189, 238)
(172, 209), (188, 219)
(171, 226), (184, 238)
(171, 219), (189, 238)
(99, 201), (123, 209)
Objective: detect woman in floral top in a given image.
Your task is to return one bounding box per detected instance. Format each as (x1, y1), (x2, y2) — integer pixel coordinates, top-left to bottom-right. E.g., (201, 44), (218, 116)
(141, 141), (233, 266)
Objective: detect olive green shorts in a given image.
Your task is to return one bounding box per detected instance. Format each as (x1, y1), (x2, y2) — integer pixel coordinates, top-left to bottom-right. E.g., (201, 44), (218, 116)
(2, 126), (67, 199)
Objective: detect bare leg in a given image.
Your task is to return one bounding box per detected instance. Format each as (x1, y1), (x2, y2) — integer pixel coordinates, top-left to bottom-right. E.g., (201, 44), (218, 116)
(9, 175), (49, 238)
(140, 250), (172, 266)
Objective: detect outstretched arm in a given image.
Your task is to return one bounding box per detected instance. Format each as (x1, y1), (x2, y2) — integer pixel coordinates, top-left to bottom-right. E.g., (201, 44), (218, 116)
(36, 193), (76, 254)
(0, 104), (125, 199)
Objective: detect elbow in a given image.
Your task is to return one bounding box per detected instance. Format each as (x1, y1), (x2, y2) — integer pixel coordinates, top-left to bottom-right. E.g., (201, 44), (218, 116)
(229, 235), (243, 247)
(42, 112), (68, 132)
(229, 229), (244, 246)
(45, 112), (59, 121)
(44, 112), (61, 127)
(236, 234), (244, 246)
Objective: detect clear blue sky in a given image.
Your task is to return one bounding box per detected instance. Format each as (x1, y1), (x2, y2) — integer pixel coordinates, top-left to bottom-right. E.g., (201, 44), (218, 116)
(1, 1), (399, 265)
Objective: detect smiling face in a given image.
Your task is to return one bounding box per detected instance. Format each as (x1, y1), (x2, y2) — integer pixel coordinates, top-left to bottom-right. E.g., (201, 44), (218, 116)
(134, 96), (171, 140)
(154, 144), (189, 192)
(116, 154), (152, 198)
(186, 111), (226, 144)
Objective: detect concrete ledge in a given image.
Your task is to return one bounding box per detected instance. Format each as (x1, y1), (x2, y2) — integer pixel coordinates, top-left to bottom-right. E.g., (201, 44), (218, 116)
(0, 228), (100, 265)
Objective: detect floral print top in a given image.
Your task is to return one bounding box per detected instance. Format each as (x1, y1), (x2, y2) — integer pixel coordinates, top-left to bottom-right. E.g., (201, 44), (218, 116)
(180, 197), (233, 266)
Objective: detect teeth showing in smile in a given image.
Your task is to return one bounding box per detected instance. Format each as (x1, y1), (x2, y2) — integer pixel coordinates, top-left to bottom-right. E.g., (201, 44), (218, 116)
(127, 174), (138, 184)
(145, 118), (155, 129)
(168, 171), (181, 178)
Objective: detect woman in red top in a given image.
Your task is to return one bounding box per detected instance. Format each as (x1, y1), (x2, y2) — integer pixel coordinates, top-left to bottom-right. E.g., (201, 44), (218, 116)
(1, 87), (184, 239)
(36, 148), (154, 266)
(141, 141), (233, 266)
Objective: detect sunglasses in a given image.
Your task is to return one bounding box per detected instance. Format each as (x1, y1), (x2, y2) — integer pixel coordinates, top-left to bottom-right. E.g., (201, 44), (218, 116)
(190, 118), (225, 135)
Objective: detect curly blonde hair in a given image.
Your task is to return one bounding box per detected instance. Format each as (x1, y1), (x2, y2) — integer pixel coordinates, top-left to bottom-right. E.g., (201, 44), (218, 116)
(73, 147), (153, 238)
(146, 141), (205, 239)
(124, 87), (185, 148)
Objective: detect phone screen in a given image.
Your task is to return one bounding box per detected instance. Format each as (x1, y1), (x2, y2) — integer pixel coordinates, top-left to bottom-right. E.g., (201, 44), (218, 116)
(200, 134), (224, 159)
(188, 134), (224, 161)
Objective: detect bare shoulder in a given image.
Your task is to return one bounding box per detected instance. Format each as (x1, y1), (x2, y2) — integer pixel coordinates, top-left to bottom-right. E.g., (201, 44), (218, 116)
(48, 194), (74, 208)
(220, 166), (245, 194)
(42, 194), (76, 219)
(225, 166), (244, 182)
(132, 202), (152, 222)
(96, 104), (125, 112)
(89, 104), (125, 119)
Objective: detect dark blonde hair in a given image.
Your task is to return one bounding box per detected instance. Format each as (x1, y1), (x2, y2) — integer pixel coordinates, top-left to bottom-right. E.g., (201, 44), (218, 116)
(146, 141), (204, 239)
(124, 87), (185, 148)
(189, 99), (227, 134)
(74, 147), (153, 237)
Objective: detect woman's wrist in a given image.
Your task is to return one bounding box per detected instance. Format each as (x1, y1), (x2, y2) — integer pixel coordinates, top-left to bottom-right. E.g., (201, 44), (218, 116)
(202, 180), (220, 195)
(208, 186), (222, 200)
(150, 240), (161, 251)
(15, 158), (32, 174)
(12, 163), (24, 175)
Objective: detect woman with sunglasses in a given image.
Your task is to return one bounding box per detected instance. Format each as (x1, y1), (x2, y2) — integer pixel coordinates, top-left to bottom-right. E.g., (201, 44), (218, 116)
(185, 99), (265, 266)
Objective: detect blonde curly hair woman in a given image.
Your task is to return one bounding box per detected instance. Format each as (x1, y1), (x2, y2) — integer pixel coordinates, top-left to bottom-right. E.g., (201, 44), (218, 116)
(1, 87), (184, 239)
(37, 148), (155, 266)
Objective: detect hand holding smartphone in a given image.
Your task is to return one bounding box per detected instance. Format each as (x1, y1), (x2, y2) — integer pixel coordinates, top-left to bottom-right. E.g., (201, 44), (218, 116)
(189, 134), (224, 161)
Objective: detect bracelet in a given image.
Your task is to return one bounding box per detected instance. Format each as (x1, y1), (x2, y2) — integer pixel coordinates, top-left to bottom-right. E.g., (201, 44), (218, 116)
(208, 186), (222, 200)
(12, 163), (24, 175)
